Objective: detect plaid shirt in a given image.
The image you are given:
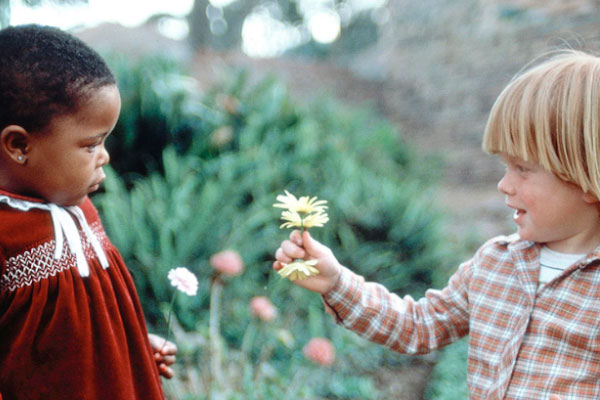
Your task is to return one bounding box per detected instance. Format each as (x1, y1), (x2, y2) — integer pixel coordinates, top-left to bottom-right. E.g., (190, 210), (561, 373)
(323, 234), (600, 399)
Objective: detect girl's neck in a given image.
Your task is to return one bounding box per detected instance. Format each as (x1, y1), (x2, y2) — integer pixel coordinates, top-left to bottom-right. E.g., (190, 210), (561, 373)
(0, 187), (46, 203)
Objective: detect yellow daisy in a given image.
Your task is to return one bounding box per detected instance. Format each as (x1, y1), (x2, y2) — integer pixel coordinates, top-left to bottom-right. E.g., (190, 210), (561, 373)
(277, 259), (319, 280)
(302, 211), (329, 228)
(273, 190), (328, 214)
(279, 210), (329, 229)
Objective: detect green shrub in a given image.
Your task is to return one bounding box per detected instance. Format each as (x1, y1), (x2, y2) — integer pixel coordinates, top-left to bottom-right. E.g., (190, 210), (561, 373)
(105, 54), (220, 178)
(96, 55), (462, 398)
(425, 337), (469, 400)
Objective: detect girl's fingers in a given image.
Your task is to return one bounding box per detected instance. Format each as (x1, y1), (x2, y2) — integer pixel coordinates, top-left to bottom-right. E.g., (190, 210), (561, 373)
(160, 343), (177, 355)
(161, 354), (176, 366)
(159, 364), (174, 379)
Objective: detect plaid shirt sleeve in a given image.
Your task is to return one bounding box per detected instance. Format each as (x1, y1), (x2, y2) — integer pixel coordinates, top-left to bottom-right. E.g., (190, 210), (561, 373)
(322, 258), (472, 355)
(322, 234), (600, 400)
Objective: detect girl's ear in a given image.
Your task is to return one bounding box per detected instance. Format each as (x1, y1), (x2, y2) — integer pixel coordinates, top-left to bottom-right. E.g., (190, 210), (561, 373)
(0, 125), (30, 164)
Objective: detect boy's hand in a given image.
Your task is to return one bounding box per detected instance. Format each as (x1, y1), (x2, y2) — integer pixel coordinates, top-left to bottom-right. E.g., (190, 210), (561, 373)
(148, 333), (177, 379)
(273, 230), (341, 294)
(549, 396), (562, 400)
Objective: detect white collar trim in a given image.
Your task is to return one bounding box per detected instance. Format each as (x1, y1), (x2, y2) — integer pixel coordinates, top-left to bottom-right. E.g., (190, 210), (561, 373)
(0, 195), (109, 277)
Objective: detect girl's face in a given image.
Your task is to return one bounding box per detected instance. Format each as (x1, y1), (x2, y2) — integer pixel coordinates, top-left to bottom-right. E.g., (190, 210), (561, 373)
(497, 153), (600, 254)
(23, 85), (121, 206)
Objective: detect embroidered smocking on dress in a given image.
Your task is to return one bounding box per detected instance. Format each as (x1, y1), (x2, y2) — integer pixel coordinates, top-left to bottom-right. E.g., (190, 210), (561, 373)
(0, 194), (109, 282)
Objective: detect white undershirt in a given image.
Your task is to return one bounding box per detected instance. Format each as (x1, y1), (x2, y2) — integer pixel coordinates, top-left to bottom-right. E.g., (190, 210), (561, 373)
(538, 246), (584, 289)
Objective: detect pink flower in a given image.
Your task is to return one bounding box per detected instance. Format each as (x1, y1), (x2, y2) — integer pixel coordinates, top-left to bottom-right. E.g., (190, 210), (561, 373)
(249, 296), (277, 322)
(210, 250), (244, 276)
(167, 267), (199, 296)
(303, 337), (335, 366)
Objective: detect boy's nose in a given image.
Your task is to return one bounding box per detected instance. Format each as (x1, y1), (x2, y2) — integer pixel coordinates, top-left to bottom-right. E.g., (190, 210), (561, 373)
(497, 173), (514, 196)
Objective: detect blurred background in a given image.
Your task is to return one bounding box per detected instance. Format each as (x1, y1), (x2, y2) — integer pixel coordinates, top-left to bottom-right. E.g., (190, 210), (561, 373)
(3, 0), (600, 398)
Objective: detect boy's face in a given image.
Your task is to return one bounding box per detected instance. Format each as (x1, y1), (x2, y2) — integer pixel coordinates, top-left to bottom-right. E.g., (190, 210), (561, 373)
(23, 85), (121, 206)
(498, 154), (600, 253)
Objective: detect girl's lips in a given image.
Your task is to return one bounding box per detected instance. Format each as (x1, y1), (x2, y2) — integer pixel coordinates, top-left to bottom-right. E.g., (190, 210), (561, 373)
(89, 180), (104, 192)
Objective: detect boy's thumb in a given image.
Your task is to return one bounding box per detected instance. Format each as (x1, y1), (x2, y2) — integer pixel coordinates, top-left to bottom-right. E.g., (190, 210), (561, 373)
(302, 231), (325, 256)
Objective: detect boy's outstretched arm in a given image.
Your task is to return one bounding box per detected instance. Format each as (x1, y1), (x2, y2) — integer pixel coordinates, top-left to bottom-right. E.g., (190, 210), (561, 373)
(148, 333), (177, 379)
(273, 230), (342, 294)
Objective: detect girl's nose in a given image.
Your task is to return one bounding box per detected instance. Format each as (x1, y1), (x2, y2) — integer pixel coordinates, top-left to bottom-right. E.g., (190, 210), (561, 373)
(98, 145), (110, 166)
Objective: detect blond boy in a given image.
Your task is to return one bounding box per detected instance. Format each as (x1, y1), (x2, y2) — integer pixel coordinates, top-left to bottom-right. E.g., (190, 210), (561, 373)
(275, 51), (600, 399)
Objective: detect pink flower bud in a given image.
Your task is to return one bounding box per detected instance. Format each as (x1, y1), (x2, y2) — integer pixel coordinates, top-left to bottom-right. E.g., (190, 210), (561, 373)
(249, 296), (277, 322)
(210, 250), (244, 277)
(303, 337), (335, 366)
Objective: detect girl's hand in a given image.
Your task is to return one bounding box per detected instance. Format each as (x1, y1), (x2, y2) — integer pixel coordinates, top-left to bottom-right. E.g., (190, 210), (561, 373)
(148, 333), (177, 379)
(273, 230), (342, 294)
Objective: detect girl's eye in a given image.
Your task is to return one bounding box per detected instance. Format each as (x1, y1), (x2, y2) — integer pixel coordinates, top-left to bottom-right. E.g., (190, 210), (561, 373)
(87, 143), (100, 152)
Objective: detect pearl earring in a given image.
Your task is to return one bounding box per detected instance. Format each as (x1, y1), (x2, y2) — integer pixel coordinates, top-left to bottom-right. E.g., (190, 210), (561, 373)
(17, 155), (24, 162)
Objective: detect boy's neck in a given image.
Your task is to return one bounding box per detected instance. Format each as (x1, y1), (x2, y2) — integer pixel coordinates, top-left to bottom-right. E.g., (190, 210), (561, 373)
(543, 237), (600, 255)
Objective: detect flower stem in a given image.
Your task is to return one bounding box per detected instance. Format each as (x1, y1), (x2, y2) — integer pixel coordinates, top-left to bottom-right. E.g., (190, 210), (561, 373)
(162, 291), (178, 352)
(209, 275), (224, 387)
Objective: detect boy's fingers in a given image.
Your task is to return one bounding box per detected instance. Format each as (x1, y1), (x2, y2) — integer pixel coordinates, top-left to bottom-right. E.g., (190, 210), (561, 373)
(275, 247), (292, 264)
(289, 230), (303, 246)
(281, 240), (305, 259)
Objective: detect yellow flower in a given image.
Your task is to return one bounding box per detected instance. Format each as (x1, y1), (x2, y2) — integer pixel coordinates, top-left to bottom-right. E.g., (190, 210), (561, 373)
(302, 212), (329, 228)
(277, 259), (319, 281)
(279, 210), (302, 229)
(279, 210), (329, 229)
(273, 190), (328, 214)
(274, 190), (327, 281)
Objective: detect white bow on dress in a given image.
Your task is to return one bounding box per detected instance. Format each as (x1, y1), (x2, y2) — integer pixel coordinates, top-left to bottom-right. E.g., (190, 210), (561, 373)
(0, 195), (109, 277)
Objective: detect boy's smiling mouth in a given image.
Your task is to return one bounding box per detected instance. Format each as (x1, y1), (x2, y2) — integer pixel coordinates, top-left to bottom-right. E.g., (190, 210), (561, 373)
(506, 203), (526, 222)
(513, 208), (525, 221)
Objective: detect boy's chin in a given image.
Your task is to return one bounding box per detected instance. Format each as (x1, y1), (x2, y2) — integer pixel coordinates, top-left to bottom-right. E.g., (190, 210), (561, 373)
(516, 228), (535, 242)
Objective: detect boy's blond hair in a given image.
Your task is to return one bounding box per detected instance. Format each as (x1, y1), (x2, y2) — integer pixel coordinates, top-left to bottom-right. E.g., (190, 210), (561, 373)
(482, 50), (600, 199)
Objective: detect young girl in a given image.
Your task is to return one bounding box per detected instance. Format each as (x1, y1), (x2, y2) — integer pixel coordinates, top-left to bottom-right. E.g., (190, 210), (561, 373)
(0, 25), (176, 399)
(274, 50), (600, 399)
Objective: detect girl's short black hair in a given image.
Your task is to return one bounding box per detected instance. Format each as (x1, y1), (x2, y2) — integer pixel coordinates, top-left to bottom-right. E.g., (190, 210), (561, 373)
(0, 24), (116, 132)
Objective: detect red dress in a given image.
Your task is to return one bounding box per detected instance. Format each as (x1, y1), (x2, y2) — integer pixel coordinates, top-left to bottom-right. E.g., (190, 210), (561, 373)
(0, 189), (165, 400)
